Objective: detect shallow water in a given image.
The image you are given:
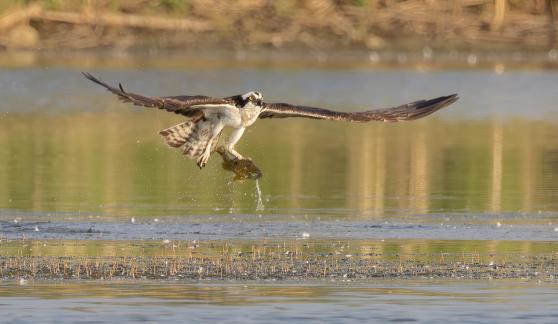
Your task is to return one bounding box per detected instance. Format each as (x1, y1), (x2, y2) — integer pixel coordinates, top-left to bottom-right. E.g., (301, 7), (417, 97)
(1, 69), (558, 240)
(2, 218), (558, 241)
(1, 280), (558, 323)
(1, 56), (558, 322)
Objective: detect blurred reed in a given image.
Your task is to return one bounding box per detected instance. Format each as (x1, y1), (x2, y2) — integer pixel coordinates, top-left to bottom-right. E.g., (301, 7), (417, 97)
(0, 0), (555, 50)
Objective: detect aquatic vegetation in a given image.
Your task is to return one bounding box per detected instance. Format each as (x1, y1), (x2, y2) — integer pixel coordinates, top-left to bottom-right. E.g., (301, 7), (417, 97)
(1, 239), (557, 281)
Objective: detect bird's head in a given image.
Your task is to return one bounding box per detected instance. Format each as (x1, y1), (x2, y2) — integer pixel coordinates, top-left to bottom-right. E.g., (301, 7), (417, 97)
(239, 91), (263, 108)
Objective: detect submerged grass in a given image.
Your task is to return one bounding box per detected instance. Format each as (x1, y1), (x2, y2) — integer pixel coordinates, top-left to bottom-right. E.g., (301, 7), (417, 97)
(1, 239), (557, 281)
(3, 254), (557, 281)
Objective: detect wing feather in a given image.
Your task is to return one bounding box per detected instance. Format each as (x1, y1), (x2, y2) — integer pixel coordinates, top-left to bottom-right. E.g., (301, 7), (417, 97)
(82, 72), (234, 117)
(259, 94), (458, 122)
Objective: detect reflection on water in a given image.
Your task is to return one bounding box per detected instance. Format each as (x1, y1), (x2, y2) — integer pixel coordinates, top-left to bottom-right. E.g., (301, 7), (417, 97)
(1, 57), (557, 323)
(0, 62), (557, 322)
(1, 112), (558, 219)
(1, 280), (558, 323)
(1, 238), (557, 260)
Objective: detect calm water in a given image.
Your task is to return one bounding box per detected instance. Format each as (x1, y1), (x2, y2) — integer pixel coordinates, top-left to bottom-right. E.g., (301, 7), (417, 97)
(1, 58), (558, 322)
(1, 280), (558, 323)
(1, 68), (558, 237)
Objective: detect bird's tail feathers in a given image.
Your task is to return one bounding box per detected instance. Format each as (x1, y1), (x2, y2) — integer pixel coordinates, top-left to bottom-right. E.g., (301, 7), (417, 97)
(159, 121), (194, 148)
(159, 119), (217, 159)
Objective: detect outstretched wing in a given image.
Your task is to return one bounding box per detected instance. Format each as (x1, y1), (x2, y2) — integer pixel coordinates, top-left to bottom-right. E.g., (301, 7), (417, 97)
(259, 94), (458, 122)
(82, 72), (235, 117)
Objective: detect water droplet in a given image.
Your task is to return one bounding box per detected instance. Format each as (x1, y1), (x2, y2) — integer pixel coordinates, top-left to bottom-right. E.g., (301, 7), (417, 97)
(255, 180), (264, 212)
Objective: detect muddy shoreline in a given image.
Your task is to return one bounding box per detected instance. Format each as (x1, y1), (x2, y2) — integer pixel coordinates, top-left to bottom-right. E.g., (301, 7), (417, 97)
(2, 47), (558, 71)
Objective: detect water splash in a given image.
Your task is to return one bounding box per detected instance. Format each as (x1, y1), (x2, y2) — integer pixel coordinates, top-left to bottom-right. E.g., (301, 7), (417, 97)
(255, 179), (265, 212)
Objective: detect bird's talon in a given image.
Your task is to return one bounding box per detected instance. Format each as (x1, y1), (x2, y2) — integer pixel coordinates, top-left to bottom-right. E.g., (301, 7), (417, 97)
(197, 154), (210, 169)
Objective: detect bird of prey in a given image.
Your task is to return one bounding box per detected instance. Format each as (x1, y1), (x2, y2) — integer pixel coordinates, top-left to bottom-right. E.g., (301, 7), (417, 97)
(83, 73), (458, 169)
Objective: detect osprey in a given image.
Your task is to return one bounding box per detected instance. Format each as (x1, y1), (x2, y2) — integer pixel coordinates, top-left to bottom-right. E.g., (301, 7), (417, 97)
(83, 73), (458, 169)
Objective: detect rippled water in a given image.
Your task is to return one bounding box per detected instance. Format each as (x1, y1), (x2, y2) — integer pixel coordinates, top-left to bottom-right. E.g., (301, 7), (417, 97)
(1, 56), (558, 322)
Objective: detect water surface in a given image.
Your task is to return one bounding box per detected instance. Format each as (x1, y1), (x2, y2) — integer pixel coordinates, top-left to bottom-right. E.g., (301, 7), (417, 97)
(1, 69), (558, 239)
(1, 280), (558, 323)
(1, 61), (557, 322)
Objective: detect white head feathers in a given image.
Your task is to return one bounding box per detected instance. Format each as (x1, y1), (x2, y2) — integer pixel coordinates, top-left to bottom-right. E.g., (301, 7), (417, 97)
(241, 91), (263, 101)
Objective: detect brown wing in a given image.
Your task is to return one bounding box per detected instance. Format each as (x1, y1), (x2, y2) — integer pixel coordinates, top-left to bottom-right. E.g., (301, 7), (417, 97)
(82, 72), (234, 117)
(259, 94), (458, 122)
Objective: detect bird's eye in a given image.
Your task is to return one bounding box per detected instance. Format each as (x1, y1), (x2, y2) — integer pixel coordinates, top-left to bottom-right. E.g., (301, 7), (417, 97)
(248, 96), (254, 101)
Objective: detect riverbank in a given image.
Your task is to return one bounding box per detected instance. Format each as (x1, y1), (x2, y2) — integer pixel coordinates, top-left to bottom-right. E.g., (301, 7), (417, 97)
(0, 1), (556, 51)
(1, 47), (558, 71)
